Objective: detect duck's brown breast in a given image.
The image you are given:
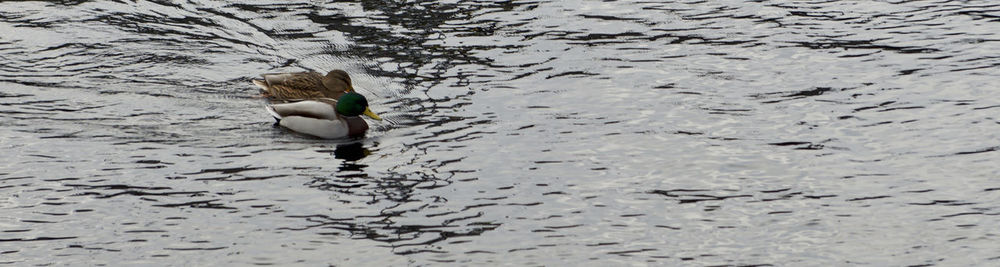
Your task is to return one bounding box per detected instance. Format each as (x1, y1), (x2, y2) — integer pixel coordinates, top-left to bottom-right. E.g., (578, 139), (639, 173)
(344, 116), (369, 137)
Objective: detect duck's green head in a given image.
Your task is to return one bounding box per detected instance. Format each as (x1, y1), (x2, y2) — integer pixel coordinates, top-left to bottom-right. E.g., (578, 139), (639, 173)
(336, 92), (382, 120)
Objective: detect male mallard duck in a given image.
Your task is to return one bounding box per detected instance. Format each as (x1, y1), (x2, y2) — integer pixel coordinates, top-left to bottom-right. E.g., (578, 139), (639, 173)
(265, 93), (379, 139)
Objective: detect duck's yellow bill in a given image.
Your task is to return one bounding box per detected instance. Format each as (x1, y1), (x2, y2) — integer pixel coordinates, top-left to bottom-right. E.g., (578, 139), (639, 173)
(363, 107), (382, 121)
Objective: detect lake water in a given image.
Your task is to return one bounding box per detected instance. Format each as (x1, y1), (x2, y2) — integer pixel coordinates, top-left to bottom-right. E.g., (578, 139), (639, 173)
(2, 0), (998, 265)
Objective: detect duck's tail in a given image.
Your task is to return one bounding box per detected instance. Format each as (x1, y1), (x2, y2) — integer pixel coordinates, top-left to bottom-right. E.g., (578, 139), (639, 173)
(264, 105), (282, 122)
(252, 79), (271, 93)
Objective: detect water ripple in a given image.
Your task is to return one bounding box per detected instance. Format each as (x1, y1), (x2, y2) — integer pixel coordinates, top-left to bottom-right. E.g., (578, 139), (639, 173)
(2, 0), (999, 265)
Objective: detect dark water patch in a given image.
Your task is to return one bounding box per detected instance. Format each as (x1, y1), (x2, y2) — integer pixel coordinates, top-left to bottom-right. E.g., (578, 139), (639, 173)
(921, 144), (999, 158)
(283, 213), (501, 254)
(152, 199), (233, 209)
(767, 141), (827, 150)
(939, 212), (986, 218)
(18, 220), (56, 224)
(648, 189), (754, 204)
(545, 71), (598, 79)
(183, 166), (265, 175)
(40, 202), (75, 206)
(0, 175), (35, 181)
(123, 230), (167, 233)
(0, 236), (77, 242)
(607, 248), (658, 256)
(751, 87), (847, 103)
(579, 14), (644, 22)
(841, 173), (890, 179)
(163, 246), (228, 251)
(760, 191), (803, 202)
(846, 195), (892, 202)
(909, 200), (976, 206)
(701, 107), (753, 116)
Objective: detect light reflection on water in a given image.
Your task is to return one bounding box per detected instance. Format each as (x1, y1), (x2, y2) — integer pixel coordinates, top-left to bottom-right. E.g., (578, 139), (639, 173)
(1, 0), (999, 265)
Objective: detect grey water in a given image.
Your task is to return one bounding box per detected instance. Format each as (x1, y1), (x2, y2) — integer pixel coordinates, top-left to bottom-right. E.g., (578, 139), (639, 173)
(1, 0), (998, 265)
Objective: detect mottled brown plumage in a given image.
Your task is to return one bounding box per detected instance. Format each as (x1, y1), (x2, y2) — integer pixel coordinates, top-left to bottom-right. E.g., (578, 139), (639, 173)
(252, 70), (355, 101)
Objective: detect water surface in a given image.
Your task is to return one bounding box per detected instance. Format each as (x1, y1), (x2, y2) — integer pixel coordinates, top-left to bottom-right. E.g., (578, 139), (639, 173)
(2, 0), (999, 265)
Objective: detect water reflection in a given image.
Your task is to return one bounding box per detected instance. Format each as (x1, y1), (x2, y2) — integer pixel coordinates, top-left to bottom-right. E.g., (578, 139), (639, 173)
(300, 148), (497, 255)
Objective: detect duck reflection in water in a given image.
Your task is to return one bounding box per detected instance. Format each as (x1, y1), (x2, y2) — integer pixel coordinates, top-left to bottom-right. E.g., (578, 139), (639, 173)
(334, 142), (369, 172)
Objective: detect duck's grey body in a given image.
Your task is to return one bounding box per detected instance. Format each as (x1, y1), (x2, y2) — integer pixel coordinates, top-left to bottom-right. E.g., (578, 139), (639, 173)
(266, 99), (368, 139)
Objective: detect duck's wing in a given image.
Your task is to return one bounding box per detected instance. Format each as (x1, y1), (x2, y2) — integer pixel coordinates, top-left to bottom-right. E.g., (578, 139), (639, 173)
(265, 99), (339, 120)
(254, 72), (327, 99)
(259, 72), (317, 86)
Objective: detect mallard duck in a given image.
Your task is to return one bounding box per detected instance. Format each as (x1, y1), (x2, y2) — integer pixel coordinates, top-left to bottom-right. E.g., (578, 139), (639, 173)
(254, 69), (382, 139)
(265, 93), (380, 139)
(252, 69), (356, 100)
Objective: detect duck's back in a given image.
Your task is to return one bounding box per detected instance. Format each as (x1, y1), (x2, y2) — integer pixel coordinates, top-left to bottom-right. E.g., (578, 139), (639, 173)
(255, 72), (327, 100)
